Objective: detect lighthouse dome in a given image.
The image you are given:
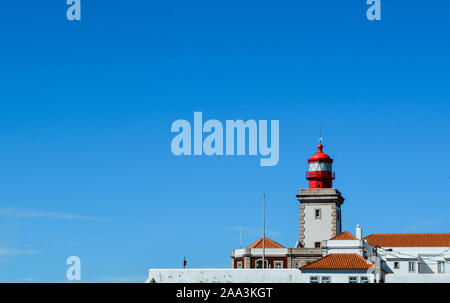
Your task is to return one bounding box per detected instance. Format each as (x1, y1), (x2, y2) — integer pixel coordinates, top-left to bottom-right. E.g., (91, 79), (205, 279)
(308, 144), (333, 163)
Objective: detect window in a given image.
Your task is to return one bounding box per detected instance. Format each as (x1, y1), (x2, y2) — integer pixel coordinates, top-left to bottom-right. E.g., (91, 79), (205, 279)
(310, 276), (319, 283)
(236, 261), (243, 269)
(309, 162), (332, 172)
(393, 261), (399, 269)
(408, 262), (415, 272)
(349, 276), (358, 283)
(321, 276), (331, 283)
(314, 242), (321, 248)
(256, 259), (268, 269)
(274, 261), (283, 269)
(315, 209), (322, 219)
(438, 261), (445, 273)
(360, 276), (369, 283)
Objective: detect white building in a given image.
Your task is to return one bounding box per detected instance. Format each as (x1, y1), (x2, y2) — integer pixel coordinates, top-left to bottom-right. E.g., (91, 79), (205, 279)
(297, 225), (450, 283)
(146, 225), (450, 283)
(364, 233), (449, 274)
(146, 144), (450, 283)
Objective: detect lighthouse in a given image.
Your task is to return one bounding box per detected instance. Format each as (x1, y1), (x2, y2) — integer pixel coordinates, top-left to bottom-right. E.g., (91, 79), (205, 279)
(296, 143), (344, 248)
(306, 144), (335, 189)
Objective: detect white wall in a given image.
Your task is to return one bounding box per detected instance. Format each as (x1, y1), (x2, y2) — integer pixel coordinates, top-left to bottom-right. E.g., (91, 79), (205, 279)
(303, 204), (333, 248)
(233, 248), (288, 257)
(146, 269), (374, 283)
(323, 239), (364, 256)
(300, 272), (374, 283)
(385, 274), (450, 283)
(146, 269), (305, 283)
(147, 268), (450, 283)
(377, 247), (449, 275)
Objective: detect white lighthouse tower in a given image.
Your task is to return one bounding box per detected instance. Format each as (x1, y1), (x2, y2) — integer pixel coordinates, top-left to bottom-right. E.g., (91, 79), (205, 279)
(296, 143), (344, 248)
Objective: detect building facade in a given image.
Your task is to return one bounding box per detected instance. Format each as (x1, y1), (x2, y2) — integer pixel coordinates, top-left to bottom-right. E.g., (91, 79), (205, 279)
(148, 142), (450, 283)
(228, 143), (450, 283)
(231, 143), (342, 268)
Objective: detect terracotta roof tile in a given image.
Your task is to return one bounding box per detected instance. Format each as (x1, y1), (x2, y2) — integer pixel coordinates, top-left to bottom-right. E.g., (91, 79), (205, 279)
(247, 237), (285, 249)
(364, 233), (450, 247)
(300, 253), (374, 270)
(330, 231), (357, 240)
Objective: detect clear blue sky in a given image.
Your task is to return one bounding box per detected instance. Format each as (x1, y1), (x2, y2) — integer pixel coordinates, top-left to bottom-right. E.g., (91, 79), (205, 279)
(0, 1), (449, 282)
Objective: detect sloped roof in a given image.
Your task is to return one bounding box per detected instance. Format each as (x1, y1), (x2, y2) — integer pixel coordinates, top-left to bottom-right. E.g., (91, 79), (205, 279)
(364, 233), (450, 247)
(247, 237), (285, 249)
(330, 231), (357, 240)
(308, 144), (333, 163)
(300, 253), (374, 270)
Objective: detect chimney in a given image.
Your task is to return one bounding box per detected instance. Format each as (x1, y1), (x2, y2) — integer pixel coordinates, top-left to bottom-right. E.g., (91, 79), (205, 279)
(356, 224), (362, 240)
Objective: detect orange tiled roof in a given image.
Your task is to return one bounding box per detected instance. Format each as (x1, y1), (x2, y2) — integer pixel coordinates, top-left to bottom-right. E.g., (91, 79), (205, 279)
(247, 237), (285, 249)
(364, 233), (450, 247)
(330, 231), (357, 240)
(300, 253), (374, 270)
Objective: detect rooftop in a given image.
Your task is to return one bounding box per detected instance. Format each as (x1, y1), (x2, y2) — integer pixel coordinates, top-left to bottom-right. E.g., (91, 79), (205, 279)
(364, 233), (450, 247)
(247, 237), (285, 249)
(330, 231), (358, 240)
(300, 253), (374, 270)
(308, 144), (333, 163)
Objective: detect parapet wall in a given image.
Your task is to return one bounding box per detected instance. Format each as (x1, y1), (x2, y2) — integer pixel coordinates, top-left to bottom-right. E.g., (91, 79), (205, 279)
(146, 269), (304, 283)
(385, 274), (450, 283)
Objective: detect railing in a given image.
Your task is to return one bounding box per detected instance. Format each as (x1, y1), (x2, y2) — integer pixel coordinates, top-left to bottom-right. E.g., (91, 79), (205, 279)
(306, 171), (335, 179)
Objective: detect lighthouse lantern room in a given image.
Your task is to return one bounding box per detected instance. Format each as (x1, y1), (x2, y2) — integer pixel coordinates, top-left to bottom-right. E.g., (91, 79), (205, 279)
(306, 144), (335, 189)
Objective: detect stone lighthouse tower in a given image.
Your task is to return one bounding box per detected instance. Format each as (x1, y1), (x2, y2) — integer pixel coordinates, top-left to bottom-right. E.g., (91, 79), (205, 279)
(296, 143), (344, 248)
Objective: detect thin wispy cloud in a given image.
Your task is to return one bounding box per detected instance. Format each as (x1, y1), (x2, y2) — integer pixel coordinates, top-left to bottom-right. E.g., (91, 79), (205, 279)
(225, 226), (254, 232)
(407, 218), (442, 233)
(225, 226), (280, 236)
(0, 248), (40, 256)
(0, 207), (104, 222)
(225, 226), (281, 244)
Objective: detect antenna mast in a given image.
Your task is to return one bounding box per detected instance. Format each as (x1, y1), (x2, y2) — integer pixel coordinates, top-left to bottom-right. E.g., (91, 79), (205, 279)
(318, 126), (323, 144)
(239, 227), (242, 249)
(262, 194), (266, 269)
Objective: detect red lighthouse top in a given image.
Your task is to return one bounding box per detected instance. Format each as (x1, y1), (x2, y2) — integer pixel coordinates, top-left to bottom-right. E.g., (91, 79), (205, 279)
(308, 144), (333, 164)
(306, 144), (335, 189)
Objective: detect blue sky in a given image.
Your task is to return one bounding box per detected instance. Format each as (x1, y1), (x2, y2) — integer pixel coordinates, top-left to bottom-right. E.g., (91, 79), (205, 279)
(0, 1), (449, 282)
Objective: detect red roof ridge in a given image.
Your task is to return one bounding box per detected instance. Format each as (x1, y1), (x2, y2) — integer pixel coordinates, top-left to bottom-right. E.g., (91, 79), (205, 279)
(247, 236), (285, 249)
(300, 253), (374, 270)
(365, 233), (450, 237)
(364, 233), (450, 247)
(330, 231), (357, 240)
(363, 233), (450, 239)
